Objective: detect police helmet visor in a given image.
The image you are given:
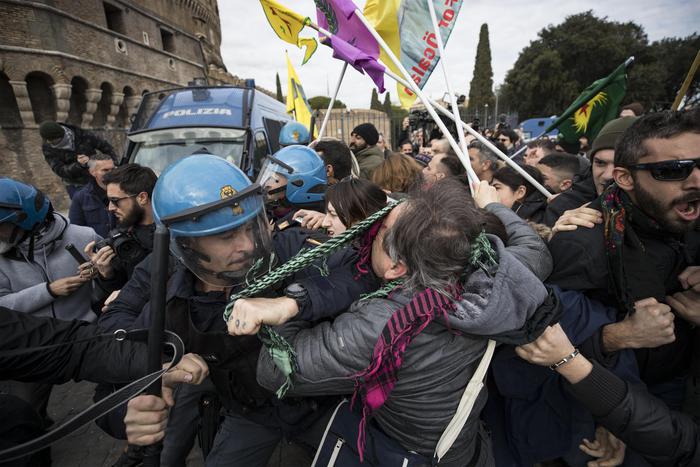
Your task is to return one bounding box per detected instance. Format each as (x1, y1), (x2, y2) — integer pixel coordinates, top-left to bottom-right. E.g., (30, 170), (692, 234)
(256, 154), (295, 202)
(171, 210), (272, 287)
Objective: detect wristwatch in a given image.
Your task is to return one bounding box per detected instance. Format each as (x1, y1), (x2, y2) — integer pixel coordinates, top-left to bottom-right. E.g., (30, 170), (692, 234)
(285, 282), (309, 312)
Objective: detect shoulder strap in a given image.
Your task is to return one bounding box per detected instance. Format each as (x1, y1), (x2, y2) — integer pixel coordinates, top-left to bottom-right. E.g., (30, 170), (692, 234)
(434, 339), (496, 463)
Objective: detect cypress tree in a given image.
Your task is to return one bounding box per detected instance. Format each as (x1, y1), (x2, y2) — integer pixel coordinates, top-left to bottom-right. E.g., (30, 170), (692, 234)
(382, 92), (392, 115)
(275, 72), (283, 103)
(370, 88), (381, 110)
(468, 24), (496, 113)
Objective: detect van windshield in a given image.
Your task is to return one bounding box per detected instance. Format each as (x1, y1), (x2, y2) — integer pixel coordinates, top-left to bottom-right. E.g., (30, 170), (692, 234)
(129, 127), (247, 175)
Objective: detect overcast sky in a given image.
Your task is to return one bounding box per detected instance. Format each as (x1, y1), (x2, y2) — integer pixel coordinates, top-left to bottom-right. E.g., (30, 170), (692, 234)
(218, 1), (699, 109)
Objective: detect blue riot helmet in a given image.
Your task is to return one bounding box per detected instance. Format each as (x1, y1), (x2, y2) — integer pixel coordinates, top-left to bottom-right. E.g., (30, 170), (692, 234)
(256, 145), (327, 211)
(279, 121), (310, 146)
(0, 178), (51, 254)
(152, 154), (272, 287)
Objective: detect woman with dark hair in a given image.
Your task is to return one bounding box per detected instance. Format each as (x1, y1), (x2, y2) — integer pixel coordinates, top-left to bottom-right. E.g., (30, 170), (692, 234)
(321, 178), (387, 237)
(491, 165), (548, 222)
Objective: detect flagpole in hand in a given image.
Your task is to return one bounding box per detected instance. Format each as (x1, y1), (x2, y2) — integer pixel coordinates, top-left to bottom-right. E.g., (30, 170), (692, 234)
(346, 10), (480, 191)
(383, 68), (553, 199)
(426, 0), (470, 173)
(316, 62), (348, 141)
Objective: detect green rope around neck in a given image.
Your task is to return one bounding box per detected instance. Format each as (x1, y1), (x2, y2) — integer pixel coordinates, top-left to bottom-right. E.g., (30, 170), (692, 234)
(223, 200), (402, 398)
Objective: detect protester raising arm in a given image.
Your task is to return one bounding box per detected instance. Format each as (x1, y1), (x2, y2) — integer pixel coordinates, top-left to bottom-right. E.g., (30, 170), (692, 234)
(472, 180), (553, 280)
(516, 324), (700, 467)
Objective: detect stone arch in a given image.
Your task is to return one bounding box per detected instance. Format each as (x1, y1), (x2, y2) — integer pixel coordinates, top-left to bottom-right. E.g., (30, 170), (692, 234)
(0, 72), (22, 127)
(25, 71), (56, 124)
(92, 81), (113, 128)
(67, 76), (89, 126)
(116, 85), (137, 128)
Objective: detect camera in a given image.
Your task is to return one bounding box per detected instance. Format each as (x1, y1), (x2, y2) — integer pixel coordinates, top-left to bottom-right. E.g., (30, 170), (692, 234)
(408, 110), (431, 131)
(93, 229), (148, 264)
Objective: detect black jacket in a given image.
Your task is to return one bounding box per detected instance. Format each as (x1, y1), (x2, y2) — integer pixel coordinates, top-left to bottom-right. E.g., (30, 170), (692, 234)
(68, 180), (116, 237)
(568, 361), (699, 466)
(0, 306), (147, 385)
(95, 223), (155, 294)
(542, 170), (598, 227)
(514, 191), (547, 223)
(548, 196), (700, 385)
(41, 124), (118, 186)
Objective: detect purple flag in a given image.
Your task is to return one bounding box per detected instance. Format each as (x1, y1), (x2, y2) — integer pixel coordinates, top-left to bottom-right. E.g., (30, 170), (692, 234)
(315, 0), (386, 92)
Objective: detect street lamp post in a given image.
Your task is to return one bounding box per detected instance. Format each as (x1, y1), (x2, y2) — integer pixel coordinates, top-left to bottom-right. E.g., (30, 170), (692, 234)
(484, 104), (489, 129)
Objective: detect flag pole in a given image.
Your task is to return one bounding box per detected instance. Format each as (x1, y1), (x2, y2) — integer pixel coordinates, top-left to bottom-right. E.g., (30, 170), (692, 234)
(383, 68), (553, 199)
(426, 0), (469, 173)
(350, 9), (479, 189)
(672, 49), (700, 111)
(305, 13), (479, 190)
(316, 61), (348, 141)
(509, 56), (636, 160)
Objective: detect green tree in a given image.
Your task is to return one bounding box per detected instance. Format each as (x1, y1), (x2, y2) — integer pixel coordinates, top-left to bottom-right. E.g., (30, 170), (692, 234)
(383, 92), (392, 115)
(500, 11), (648, 119)
(467, 24), (495, 113)
(370, 88), (382, 110)
(626, 34), (700, 110)
(308, 95), (346, 110)
(275, 72), (283, 103)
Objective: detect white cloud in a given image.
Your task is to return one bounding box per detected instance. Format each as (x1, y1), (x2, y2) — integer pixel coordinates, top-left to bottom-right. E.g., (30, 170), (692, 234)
(218, 0), (699, 109)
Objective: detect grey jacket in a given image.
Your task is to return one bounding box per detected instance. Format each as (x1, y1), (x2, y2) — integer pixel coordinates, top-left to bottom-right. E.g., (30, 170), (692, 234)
(0, 213), (100, 322)
(354, 145), (385, 180)
(257, 229), (550, 464)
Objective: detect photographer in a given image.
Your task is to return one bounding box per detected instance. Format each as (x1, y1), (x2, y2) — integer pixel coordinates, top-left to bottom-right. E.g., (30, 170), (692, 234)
(85, 164), (157, 294)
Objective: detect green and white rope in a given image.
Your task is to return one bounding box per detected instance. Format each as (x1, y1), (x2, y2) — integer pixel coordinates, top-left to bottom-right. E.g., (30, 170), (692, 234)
(223, 200), (402, 398)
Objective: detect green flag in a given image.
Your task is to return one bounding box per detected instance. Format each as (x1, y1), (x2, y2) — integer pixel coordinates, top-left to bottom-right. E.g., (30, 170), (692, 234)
(552, 58), (632, 144)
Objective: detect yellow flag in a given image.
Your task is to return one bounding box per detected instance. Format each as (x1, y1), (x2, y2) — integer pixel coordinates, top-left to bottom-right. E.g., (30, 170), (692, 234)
(260, 0), (317, 64)
(286, 53), (316, 137)
(363, 0), (415, 108)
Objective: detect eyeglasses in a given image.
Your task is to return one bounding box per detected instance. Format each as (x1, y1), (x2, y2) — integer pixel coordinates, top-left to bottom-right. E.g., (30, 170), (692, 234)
(628, 157), (700, 181)
(497, 138), (509, 143)
(108, 194), (138, 206)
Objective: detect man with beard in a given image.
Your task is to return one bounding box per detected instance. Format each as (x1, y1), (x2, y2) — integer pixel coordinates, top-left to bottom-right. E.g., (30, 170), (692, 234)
(543, 109), (700, 462)
(350, 123), (384, 179)
(544, 117), (637, 227)
(86, 163), (157, 293)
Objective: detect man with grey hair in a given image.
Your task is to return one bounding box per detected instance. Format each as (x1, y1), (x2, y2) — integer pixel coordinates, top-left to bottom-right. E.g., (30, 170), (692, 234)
(468, 141), (500, 182)
(68, 153), (116, 237)
(255, 179), (558, 465)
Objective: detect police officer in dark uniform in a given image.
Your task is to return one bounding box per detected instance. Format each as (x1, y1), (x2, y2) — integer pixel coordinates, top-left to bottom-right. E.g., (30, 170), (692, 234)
(98, 154), (377, 466)
(257, 145), (327, 232)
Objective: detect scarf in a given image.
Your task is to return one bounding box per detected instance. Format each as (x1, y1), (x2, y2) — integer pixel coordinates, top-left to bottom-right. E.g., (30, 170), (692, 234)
(351, 231), (497, 460)
(51, 126), (75, 151)
(601, 184), (667, 316)
(354, 218), (382, 278)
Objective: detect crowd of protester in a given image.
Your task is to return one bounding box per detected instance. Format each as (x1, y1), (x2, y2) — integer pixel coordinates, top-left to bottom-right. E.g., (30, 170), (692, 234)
(0, 103), (699, 467)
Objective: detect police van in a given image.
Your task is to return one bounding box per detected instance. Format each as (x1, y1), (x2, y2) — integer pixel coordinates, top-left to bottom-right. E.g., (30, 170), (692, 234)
(518, 116), (559, 140)
(125, 80), (292, 178)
